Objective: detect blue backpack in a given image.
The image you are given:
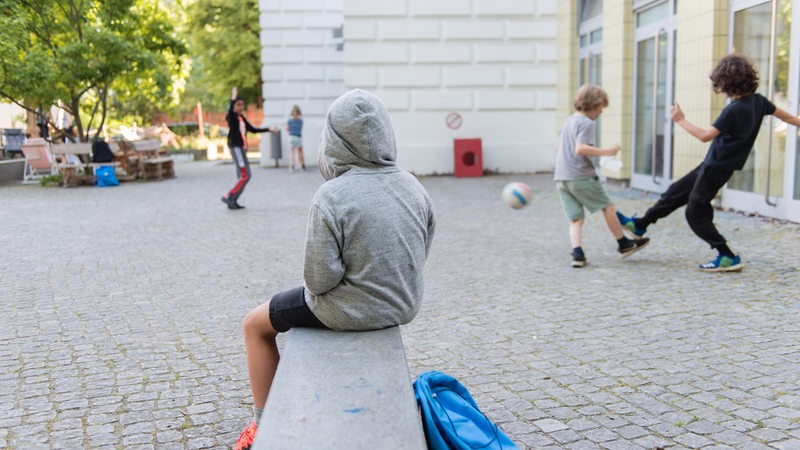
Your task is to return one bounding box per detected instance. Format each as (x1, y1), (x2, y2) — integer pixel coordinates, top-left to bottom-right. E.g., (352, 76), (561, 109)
(95, 166), (119, 187)
(414, 371), (519, 450)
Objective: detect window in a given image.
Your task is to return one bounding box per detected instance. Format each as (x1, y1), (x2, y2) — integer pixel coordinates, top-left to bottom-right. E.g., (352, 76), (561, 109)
(578, 0), (603, 86)
(580, 0), (602, 23)
(578, 0), (603, 144)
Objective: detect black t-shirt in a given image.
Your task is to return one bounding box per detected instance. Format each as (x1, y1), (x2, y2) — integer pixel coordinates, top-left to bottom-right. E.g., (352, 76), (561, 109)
(704, 93), (776, 170)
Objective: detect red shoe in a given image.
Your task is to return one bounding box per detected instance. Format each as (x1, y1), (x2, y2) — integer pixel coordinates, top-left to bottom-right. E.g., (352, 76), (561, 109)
(234, 420), (258, 450)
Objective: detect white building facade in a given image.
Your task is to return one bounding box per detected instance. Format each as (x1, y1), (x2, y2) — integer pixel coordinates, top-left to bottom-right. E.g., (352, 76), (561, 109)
(259, 0), (559, 174)
(258, 0), (345, 166)
(0, 103), (26, 130)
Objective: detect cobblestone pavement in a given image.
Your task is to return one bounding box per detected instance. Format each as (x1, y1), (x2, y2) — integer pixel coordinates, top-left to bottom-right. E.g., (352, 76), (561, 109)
(1, 161), (799, 449)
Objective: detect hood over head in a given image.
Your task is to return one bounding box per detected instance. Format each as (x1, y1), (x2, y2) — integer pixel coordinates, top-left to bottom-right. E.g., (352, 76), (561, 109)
(318, 89), (397, 180)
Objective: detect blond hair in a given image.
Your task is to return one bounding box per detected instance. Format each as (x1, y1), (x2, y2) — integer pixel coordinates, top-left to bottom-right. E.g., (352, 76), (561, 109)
(574, 83), (609, 112)
(291, 105), (302, 118)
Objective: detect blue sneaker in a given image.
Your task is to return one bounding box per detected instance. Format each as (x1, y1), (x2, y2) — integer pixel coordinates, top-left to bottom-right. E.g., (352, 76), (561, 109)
(616, 211), (646, 238)
(698, 254), (743, 272)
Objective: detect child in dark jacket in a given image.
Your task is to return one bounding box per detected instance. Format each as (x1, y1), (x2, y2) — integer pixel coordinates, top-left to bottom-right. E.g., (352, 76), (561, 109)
(221, 86), (275, 210)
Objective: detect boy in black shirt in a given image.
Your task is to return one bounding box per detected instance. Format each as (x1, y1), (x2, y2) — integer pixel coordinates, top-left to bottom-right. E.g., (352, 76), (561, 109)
(221, 86), (275, 210)
(617, 54), (800, 272)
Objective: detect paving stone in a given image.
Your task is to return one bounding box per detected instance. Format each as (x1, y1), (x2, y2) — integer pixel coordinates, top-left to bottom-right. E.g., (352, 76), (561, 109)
(187, 437), (218, 449)
(550, 429), (582, 444)
(120, 433), (153, 446)
(675, 432), (713, 448)
(632, 435), (672, 449)
(684, 419), (725, 435)
(567, 417), (599, 432)
(601, 440), (646, 450)
(157, 443), (185, 450)
(583, 427), (619, 443)
(772, 439), (800, 450)
(709, 429), (751, 446)
(534, 418), (568, 433)
(565, 440), (601, 450)
(615, 424), (648, 440)
(87, 433), (119, 447)
(157, 430), (183, 443)
(750, 427), (789, 442)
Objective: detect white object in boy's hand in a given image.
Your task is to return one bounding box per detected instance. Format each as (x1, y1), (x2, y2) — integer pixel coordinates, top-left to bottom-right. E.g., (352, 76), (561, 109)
(600, 156), (623, 172)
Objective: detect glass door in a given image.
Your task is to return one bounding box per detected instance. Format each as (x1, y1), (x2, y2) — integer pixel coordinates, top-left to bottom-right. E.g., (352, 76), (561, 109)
(781, 1), (800, 222)
(631, 1), (676, 192)
(723, 0), (798, 220)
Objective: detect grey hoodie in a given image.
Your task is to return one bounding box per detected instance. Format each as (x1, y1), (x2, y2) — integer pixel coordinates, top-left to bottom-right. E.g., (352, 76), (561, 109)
(304, 89), (435, 330)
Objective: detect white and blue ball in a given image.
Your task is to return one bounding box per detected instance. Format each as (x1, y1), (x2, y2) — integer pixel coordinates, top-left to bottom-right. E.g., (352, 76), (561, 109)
(502, 182), (533, 209)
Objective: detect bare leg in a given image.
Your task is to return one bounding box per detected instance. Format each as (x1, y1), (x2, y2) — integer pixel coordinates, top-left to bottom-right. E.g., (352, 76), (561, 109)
(289, 147), (296, 171)
(602, 205), (624, 240)
(298, 146), (305, 167)
(569, 218), (584, 248)
(243, 301), (280, 409)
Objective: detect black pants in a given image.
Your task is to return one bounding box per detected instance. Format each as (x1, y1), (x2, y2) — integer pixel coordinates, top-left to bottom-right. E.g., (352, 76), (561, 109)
(228, 146), (251, 203)
(638, 163), (733, 248)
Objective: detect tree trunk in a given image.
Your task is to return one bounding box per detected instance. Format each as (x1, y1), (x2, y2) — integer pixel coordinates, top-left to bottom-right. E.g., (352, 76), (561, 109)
(94, 86), (109, 143)
(70, 97), (86, 142)
(26, 103), (37, 137)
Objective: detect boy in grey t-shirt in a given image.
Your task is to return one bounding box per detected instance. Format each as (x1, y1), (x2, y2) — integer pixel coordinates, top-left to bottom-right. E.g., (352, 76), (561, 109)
(554, 84), (649, 267)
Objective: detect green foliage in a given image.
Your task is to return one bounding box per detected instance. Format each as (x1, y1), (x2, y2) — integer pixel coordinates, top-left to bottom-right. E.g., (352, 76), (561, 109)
(177, 58), (221, 112)
(39, 172), (63, 186)
(185, 0), (263, 109)
(0, 0), (187, 141)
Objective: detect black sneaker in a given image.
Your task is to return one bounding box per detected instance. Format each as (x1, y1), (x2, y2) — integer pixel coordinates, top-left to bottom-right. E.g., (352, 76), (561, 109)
(228, 201), (245, 210)
(618, 237), (650, 258)
(571, 250), (587, 268)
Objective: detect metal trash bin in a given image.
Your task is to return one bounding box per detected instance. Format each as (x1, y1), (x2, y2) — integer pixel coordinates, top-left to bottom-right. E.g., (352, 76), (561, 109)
(269, 129), (282, 167)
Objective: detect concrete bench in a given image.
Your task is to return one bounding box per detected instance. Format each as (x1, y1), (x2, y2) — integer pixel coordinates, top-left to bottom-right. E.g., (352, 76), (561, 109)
(253, 326), (426, 450)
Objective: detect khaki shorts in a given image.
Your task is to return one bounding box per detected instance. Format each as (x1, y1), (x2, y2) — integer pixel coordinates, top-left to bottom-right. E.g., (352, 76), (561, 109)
(556, 177), (612, 221)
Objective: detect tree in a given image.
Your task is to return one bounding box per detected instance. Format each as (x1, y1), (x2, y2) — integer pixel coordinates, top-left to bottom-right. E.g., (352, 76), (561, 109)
(184, 0), (262, 109)
(0, 0), (187, 141)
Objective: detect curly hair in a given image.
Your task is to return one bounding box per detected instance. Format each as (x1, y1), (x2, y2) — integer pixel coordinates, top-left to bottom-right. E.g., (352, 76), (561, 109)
(709, 54), (759, 97)
(573, 83), (609, 112)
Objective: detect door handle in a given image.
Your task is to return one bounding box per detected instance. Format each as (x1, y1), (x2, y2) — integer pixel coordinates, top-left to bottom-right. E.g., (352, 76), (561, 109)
(764, 0), (778, 206)
(651, 29), (666, 185)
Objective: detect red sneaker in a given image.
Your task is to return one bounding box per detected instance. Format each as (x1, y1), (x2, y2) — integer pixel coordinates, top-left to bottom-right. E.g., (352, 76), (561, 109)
(234, 420), (258, 450)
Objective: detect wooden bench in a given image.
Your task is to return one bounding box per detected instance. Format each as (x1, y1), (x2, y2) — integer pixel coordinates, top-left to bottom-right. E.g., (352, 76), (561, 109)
(253, 327), (426, 450)
(88, 161), (121, 169)
(132, 140), (174, 180)
(50, 142), (92, 186)
(116, 140), (141, 180)
(142, 156), (175, 179)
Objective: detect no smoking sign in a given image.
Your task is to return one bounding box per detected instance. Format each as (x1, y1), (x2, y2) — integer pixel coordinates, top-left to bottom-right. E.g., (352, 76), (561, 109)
(445, 112), (463, 130)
